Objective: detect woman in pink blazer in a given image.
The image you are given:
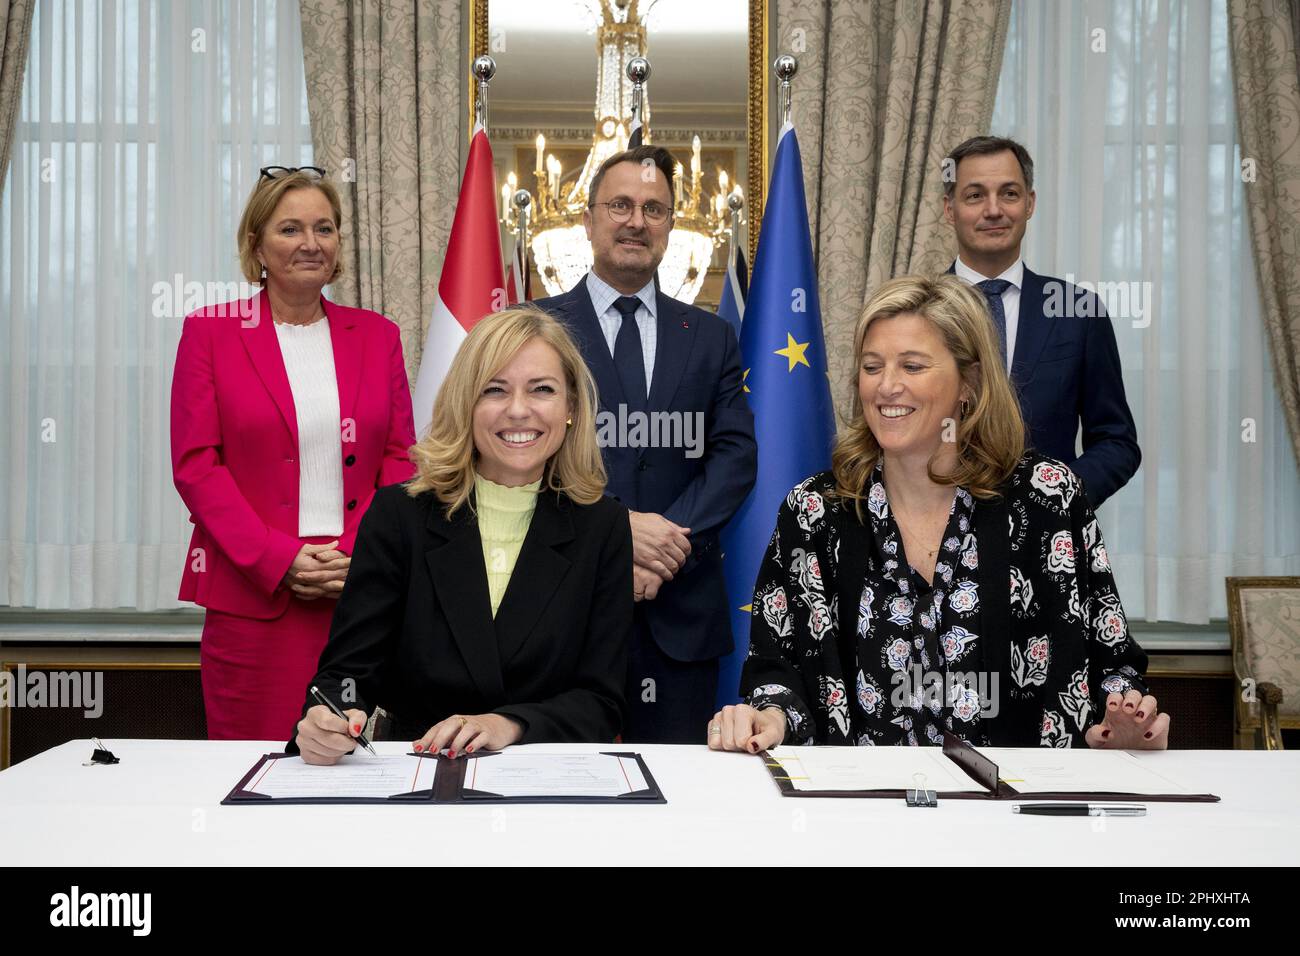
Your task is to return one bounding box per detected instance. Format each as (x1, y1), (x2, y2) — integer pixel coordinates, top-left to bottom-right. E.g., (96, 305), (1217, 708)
(171, 167), (416, 740)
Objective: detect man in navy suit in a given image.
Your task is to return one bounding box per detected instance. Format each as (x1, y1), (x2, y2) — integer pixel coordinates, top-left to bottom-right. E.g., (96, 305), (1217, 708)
(535, 145), (757, 743)
(944, 135), (1140, 507)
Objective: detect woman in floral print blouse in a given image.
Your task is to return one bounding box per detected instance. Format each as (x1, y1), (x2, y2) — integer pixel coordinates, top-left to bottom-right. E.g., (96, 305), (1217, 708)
(707, 275), (1170, 752)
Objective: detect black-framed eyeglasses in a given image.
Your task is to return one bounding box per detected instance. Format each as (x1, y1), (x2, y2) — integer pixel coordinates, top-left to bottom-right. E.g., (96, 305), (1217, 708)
(259, 165), (327, 182)
(590, 198), (672, 226)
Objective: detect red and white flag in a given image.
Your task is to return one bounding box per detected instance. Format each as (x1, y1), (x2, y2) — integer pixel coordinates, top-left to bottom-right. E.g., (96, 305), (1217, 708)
(412, 122), (505, 437)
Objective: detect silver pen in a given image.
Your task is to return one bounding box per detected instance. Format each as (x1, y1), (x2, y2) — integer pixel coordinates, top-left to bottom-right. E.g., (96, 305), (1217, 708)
(1013, 803), (1146, 816)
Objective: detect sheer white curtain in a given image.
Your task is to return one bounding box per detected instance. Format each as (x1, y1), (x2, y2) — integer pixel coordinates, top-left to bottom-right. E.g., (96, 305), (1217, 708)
(0, 0), (313, 608)
(991, 0), (1300, 623)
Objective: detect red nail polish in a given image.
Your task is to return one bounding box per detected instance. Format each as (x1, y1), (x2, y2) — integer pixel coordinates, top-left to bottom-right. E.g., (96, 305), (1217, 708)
(1101, 729), (1110, 737)
(466, 746), (475, 754)
(1136, 711), (1144, 719)
(1144, 731), (1153, 739)
(448, 749), (456, 758)
(352, 724), (361, 733)
(414, 743), (423, 752)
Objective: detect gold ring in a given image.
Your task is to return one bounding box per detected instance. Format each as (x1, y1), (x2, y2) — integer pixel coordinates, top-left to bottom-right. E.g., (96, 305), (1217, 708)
(709, 725), (721, 736)
(458, 717), (467, 728)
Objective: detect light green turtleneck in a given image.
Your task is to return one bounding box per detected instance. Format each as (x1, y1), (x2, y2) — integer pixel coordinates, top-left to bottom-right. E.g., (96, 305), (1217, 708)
(474, 472), (542, 616)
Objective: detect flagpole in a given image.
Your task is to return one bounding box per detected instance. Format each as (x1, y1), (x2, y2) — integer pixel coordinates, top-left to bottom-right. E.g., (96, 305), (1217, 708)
(472, 54), (495, 130)
(626, 56), (650, 146)
(513, 188), (531, 297)
(718, 188), (747, 337)
(727, 190), (745, 261)
(774, 53), (796, 127)
(627, 56), (649, 118)
(513, 189), (531, 256)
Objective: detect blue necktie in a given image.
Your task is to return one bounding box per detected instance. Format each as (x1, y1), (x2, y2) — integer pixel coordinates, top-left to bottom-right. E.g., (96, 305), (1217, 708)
(612, 295), (647, 412)
(976, 278), (1012, 367)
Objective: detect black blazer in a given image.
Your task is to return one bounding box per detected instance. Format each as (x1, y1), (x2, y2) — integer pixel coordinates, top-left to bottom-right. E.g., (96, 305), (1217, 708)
(949, 262), (1141, 507)
(535, 277), (757, 661)
(287, 482), (634, 748)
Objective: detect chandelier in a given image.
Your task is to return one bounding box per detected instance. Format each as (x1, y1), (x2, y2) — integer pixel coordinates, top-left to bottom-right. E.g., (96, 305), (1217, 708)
(509, 0), (736, 303)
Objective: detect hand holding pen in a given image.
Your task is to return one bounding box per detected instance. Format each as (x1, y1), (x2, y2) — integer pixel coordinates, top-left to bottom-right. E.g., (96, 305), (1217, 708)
(294, 685), (378, 765)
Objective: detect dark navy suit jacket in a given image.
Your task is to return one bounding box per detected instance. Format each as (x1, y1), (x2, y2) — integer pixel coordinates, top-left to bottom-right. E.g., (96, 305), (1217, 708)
(535, 277), (757, 662)
(953, 263), (1140, 507)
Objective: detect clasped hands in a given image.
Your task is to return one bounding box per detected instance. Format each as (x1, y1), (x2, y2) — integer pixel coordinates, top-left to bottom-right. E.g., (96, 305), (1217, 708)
(282, 540), (350, 600)
(630, 511), (690, 602)
(296, 706), (524, 765)
(706, 690), (1170, 752)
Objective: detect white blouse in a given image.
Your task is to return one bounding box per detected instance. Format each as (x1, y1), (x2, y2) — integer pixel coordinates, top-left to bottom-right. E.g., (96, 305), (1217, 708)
(274, 318), (344, 537)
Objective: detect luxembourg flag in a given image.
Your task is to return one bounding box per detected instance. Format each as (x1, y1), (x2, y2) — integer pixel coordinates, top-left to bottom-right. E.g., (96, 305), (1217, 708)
(412, 122), (505, 437)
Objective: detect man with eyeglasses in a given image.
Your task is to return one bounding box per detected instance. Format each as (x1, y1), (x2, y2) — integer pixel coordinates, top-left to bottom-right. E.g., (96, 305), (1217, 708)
(536, 145), (756, 744)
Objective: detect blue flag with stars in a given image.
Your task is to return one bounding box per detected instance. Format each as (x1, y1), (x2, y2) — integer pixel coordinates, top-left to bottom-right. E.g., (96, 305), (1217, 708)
(717, 123), (836, 707)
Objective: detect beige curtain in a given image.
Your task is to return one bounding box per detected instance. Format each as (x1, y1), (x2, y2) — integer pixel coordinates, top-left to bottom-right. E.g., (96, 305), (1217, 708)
(1229, 0), (1300, 468)
(0, 0), (35, 196)
(298, 0), (464, 383)
(775, 0), (1010, 412)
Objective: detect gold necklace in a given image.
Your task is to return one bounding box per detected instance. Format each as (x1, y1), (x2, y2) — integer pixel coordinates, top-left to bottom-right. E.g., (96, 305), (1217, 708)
(274, 310), (326, 327)
(891, 497), (952, 558)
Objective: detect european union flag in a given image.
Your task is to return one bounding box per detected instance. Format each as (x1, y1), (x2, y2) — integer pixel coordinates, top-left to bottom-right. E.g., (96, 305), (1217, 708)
(718, 123), (836, 707)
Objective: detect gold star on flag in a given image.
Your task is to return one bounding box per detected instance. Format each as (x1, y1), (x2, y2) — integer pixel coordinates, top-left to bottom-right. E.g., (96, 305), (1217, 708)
(774, 333), (811, 372)
(740, 603), (753, 613)
(742, 368), (751, 393)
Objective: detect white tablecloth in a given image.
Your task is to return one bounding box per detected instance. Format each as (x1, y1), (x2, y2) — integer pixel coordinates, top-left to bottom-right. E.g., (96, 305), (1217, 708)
(1, 740), (1296, 865)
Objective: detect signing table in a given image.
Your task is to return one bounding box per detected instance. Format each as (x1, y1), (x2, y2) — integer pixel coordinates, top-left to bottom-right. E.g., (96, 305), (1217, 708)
(1, 740), (1297, 865)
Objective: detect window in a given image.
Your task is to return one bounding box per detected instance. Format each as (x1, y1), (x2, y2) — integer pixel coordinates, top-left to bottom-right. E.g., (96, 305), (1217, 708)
(0, 0), (314, 608)
(990, 0), (1300, 624)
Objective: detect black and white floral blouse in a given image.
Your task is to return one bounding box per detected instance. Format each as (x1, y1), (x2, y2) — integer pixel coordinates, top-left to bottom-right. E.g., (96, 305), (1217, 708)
(743, 456), (1148, 748)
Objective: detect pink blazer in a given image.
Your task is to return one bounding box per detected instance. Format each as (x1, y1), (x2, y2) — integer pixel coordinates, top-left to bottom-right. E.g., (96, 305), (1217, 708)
(171, 290), (416, 619)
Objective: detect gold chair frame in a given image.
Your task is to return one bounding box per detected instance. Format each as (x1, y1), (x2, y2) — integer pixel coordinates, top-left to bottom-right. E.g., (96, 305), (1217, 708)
(1226, 576), (1300, 750)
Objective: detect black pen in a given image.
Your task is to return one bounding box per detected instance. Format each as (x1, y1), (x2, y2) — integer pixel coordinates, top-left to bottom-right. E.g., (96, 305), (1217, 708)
(309, 684), (377, 756)
(1013, 803), (1146, 816)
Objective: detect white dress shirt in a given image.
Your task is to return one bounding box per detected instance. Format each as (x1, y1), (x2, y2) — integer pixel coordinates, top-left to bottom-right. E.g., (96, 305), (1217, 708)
(274, 317), (344, 537)
(953, 257), (1024, 371)
(585, 271), (657, 394)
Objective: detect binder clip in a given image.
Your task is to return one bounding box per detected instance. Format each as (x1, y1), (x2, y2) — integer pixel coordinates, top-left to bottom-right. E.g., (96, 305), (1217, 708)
(906, 772), (937, 807)
(83, 738), (120, 766)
